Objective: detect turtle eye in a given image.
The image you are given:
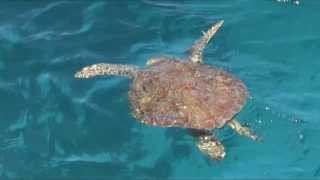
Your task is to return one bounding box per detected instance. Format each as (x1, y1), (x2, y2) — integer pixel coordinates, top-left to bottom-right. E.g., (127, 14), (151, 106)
(142, 85), (147, 92)
(141, 83), (151, 92)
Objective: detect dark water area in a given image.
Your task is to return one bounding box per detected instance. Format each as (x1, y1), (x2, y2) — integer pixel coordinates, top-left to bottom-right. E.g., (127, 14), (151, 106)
(0, 1), (320, 179)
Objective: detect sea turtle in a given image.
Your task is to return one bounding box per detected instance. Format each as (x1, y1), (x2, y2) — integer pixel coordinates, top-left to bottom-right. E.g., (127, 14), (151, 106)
(75, 20), (259, 160)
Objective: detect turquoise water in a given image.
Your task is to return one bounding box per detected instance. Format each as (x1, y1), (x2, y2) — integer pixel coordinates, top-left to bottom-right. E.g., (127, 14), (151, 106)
(0, 1), (320, 179)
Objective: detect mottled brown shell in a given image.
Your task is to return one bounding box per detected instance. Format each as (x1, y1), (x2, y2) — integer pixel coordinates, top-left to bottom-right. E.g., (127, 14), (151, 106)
(128, 59), (248, 130)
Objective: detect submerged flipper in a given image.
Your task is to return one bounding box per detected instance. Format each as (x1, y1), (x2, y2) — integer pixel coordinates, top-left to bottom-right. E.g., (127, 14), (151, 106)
(189, 129), (226, 160)
(227, 119), (260, 141)
(188, 20), (224, 64)
(75, 63), (139, 79)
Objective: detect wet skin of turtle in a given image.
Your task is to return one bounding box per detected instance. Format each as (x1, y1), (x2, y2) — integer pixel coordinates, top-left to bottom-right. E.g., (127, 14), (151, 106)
(129, 58), (248, 130)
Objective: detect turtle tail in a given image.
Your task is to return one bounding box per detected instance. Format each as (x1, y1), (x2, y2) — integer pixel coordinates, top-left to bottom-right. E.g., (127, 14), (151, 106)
(75, 63), (139, 79)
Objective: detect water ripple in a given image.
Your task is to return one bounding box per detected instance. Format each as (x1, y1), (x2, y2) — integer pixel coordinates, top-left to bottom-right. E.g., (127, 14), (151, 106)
(0, 25), (21, 43)
(21, 1), (72, 29)
(51, 152), (127, 165)
(0, 0), (319, 178)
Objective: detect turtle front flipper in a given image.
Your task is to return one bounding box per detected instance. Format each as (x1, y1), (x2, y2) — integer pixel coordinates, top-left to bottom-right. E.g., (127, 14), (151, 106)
(75, 63), (139, 79)
(227, 119), (261, 141)
(189, 129), (226, 160)
(188, 20), (224, 64)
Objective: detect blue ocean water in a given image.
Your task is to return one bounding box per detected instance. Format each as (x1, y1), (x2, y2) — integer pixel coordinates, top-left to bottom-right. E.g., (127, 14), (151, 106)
(0, 0), (320, 179)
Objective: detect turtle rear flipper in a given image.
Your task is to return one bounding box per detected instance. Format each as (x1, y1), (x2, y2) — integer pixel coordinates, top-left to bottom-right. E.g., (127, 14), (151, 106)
(189, 129), (226, 160)
(188, 20), (224, 64)
(197, 134), (226, 160)
(75, 63), (139, 79)
(227, 119), (261, 141)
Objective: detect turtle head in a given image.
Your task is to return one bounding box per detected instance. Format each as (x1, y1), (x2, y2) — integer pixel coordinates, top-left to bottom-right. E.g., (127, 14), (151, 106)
(146, 56), (174, 66)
